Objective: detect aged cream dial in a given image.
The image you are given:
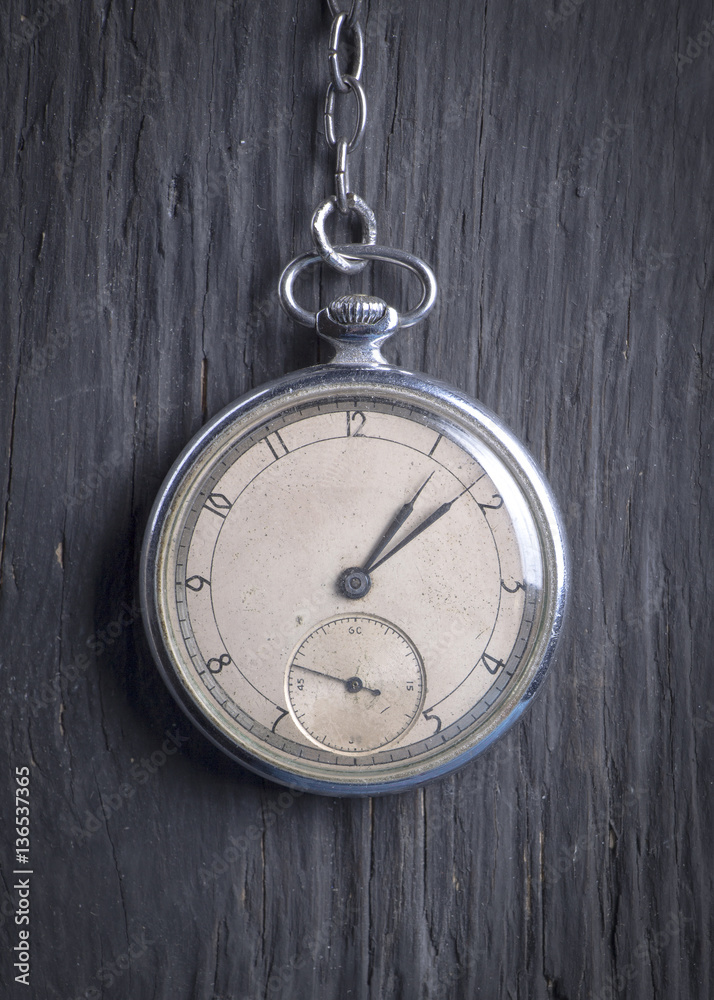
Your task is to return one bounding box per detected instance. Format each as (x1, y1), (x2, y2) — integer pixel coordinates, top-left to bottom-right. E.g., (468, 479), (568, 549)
(169, 394), (526, 763)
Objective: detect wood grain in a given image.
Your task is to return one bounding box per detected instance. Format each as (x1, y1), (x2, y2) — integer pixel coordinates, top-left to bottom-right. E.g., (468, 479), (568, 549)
(0, 0), (712, 997)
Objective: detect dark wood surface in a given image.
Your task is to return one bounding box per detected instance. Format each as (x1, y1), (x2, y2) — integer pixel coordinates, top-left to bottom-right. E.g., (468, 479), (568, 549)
(1, 0), (712, 997)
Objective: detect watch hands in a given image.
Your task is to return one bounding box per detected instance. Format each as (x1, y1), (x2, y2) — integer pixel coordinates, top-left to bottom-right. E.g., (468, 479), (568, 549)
(367, 481), (477, 573)
(294, 663), (381, 696)
(340, 475), (475, 598)
(362, 472), (435, 572)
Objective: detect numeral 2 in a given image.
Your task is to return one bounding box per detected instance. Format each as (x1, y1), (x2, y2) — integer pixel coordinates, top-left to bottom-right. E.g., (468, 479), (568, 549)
(478, 494), (503, 513)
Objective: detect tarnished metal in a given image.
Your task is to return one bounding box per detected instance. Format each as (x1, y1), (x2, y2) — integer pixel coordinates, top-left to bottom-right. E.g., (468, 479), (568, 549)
(311, 194), (377, 274)
(328, 293), (387, 326)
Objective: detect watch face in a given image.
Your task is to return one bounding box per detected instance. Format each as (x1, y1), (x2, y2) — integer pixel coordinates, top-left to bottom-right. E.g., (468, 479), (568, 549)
(141, 364), (568, 794)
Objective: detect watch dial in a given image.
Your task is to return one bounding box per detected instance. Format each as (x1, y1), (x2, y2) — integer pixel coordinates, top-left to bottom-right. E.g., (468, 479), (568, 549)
(146, 380), (561, 791)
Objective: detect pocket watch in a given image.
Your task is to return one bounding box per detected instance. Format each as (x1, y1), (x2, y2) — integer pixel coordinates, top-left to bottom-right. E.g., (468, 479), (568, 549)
(140, 251), (568, 795)
(140, 2), (569, 795)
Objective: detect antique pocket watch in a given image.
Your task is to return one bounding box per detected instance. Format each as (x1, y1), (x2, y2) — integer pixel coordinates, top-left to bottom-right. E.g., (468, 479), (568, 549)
(140, 1), (568, 795)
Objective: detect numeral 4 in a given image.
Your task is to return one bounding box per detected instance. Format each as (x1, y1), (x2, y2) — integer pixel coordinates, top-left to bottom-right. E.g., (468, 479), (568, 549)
(481, 652), (504, 675)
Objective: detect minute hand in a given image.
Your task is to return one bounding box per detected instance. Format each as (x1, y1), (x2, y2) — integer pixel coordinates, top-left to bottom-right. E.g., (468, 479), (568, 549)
(363, 472), (434, 572)
(368, 482), (476, 573)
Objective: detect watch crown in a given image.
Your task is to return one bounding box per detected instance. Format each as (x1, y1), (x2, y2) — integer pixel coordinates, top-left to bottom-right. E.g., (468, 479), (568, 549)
(328, 294), (387, 327)
(317, 294), (399, 365)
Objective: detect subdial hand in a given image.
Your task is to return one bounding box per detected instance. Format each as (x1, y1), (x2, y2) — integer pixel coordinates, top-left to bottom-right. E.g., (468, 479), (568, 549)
(293, 663), (381, 696)
(367, 481), (477, 572)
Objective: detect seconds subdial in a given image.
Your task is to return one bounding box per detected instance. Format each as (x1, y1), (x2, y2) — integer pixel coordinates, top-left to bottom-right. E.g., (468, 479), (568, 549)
(286, 616), (425, 754)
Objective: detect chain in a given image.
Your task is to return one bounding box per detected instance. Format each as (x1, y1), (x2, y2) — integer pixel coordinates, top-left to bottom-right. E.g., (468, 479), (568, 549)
(279, 0), (438, 328)
(311, 0), (376, 275)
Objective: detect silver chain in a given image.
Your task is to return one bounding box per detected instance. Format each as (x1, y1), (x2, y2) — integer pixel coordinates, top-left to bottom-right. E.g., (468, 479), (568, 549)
(311, 0), (376, 275)
(278, 0), (438, 328)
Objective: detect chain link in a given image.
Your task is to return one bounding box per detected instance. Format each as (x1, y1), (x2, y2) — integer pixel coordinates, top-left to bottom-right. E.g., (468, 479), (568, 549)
(334, 137), (350, 213)
(326, 0), (363, 29)
(310, 0), (375, 274)
(328, 12), (363, 91)
(324, 75), (367, 152)
(312, 194), (377, 274)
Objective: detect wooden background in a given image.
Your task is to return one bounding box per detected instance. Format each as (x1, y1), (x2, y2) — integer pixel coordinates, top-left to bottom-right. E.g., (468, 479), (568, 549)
(1, 0), (712, 997)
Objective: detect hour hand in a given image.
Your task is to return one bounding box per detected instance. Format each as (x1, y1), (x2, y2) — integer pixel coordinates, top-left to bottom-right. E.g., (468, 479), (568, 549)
(363, 472), (434, 572)
(339, 473), (434, 599)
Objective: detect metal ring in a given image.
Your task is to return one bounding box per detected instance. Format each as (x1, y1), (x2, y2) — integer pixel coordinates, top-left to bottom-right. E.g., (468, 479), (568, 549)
(324, 76), (367, 152)
(329, 12), (364, 92)
(326, 0), (363, 29)
(334, 138), (350, 214)
(278, 244), (438, 329)
(311, 195), (377, 274)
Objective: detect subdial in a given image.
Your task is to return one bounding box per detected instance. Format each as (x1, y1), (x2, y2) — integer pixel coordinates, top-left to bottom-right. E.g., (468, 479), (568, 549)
(286, 615), (425, 753)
